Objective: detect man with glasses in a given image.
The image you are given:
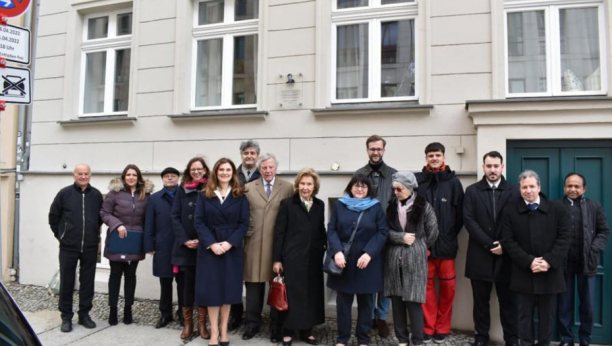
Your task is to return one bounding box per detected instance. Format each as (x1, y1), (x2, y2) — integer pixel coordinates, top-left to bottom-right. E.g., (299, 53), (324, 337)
(354, 135), (397, 337)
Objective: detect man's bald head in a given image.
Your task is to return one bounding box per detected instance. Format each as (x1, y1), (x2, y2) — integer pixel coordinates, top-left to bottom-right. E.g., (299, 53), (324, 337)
(73, 164), (91, 190)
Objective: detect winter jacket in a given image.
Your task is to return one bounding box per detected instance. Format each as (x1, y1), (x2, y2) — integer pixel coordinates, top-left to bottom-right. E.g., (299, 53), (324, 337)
(355, 161), (397, 213)
(144, 188), (176, 277)
(101, 178), (153, 262)
(171, 183), (204, 266)
(238, 164), (261, 186)
(415, 166), (464, 259)
(48, 183), (103, 253)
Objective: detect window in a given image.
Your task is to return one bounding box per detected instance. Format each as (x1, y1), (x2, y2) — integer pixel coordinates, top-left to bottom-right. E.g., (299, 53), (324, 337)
(80, 10), (132, 116)
(504, 1), (607, 97)
(332, 0), (417, 103)
(192, 0), (259, 110)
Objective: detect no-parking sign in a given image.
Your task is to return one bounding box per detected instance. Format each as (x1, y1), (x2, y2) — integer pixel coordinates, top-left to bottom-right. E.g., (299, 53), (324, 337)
(0, 0), (31, 18)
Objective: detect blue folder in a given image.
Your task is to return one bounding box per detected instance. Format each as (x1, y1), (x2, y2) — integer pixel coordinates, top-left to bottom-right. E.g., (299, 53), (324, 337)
(108, 230), (143, 255)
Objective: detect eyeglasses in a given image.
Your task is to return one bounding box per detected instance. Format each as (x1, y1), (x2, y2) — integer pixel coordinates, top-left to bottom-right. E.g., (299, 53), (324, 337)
(393, 187), (404, 192)
(367, 148), (384, 152)
(190, 168), (204, 172)
(352, 185), (367, 191)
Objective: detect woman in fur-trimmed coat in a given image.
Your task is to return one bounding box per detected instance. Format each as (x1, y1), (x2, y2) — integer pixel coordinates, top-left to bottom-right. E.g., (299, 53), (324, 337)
(384, 171), (438, 346)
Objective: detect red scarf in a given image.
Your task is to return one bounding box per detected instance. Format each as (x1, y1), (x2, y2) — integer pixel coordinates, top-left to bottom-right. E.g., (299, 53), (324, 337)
(425, 163), (446, 172)
(184, 178), (207, 189)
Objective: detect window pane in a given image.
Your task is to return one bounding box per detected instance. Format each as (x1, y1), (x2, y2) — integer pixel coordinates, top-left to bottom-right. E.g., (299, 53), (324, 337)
(84, 52), (107, 114)
(336, 24), (369, 99)
(195, 39), (223, 107)
(235, 0), (258, 21)
(560, 7), (600, 91)
(507, 11), (547, 94)
(117, 13), (132, 36)
(337, 0), (368, 9)
(381, 0), (414, 4)
(381, 20), (415, 98)
(113, 49), (130, 112)
(233, 35), (258, 105)
(87, 16), (108, 40)
(198, 0), (224, 25)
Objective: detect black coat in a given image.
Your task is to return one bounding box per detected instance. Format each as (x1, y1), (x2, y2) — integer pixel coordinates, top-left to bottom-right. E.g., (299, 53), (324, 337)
(501, 194), (571, 294)
(273, 195), (327, 330)
(238, 164), (261, 186)
(415, 167), (464, 259)
(144, 189), (176, 278)
(463, 177), (518, 282)
(171, 184), (203, 267)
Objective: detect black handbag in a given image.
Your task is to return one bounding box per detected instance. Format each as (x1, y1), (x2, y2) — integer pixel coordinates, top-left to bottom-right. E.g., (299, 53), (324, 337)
(323, 211), (364, 276)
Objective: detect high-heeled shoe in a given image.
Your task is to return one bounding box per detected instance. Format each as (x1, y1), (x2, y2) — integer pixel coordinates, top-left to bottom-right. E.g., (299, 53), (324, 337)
(282, 338), (292, 346)
(209, 334), (220, 346)
(220, 341), (230, 346)
(300, 336), (318, 345)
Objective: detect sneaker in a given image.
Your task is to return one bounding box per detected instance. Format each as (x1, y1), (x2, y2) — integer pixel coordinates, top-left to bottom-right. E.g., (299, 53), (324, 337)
(424, 335), (433, 344)
(433, 334), (447, 344)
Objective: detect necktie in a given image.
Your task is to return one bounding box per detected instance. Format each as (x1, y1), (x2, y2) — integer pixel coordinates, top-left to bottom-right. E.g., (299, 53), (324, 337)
(247, 170), (251, 179)
(491, 185), (497, 222)
(528, 203), (538, 211)
(265, 183), (271, 197)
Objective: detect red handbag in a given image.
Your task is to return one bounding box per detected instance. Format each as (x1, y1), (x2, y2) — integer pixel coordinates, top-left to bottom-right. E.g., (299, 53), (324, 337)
(267, 274), (288, 311)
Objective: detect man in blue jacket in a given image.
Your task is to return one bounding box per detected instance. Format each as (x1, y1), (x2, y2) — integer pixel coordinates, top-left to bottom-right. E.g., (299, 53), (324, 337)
(48, 164), (103, 333)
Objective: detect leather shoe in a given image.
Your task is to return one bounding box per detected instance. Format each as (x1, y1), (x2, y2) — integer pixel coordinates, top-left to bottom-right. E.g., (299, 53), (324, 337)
(78, 315), (96, 329)
(471, 341), (486, 346)
(228, 316), (242, 331)
(558, 342), (573, 346)
(242, 328), (258, 340)
(270, 329), (282, 343)
(60, 320), (72, 333)
(376, 319), (390, 338)
(155, 315), (173, 329)
(300, 336), (319, 345)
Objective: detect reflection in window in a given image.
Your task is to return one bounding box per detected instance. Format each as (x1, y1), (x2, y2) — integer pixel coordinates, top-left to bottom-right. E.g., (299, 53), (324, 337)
(381, 0), (413, 4)
(117, 13), (132, 36)
(87, 16), (108, 40)
(336, 24), (369, 99)
(381, 19), (415, 97)
(233, 35), (258, 105)
(198, 0), (224, 25)
(235, 0), (258, 21)
(113, 49), (131, 112)
(507, 11), (547, 93)
(195, 39), (223, 107)
(84, 52), (107, 113)
(560, 7), (600, 91)
(337, 0), (368, 9)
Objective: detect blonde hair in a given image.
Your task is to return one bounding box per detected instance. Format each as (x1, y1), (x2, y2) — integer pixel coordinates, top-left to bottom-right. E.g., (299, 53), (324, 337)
(293, 167), (321, 196)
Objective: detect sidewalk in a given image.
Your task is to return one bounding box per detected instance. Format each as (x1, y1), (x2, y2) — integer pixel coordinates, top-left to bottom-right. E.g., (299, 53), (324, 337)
(7, 283), (475, 346)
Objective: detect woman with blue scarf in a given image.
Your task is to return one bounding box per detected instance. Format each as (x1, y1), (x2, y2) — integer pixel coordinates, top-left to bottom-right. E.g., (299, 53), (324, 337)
(327, 174), (390, 346)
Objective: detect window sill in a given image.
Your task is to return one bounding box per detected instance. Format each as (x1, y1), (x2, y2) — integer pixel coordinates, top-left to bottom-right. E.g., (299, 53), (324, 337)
(58, 115), (137, 126)
(169, 108), (268, 120)
(311, 102), (433, 116)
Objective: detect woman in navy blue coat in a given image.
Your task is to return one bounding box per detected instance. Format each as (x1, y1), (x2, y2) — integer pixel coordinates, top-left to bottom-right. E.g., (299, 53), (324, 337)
(172, 157), (210, 339)
(194, 158), (249, 346)
(327, 174), (389, 346)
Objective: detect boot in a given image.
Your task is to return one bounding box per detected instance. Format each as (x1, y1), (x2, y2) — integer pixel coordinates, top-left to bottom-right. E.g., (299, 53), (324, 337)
(180, 307), (194, 339)
(109, 306), (118, 326)
(124, 306), (133, 325)
(197, 307), (210, 339)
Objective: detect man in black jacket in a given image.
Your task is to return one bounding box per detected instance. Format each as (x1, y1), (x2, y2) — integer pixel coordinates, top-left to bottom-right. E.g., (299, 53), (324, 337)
(463, 151), (519, 346)
(415, 142), (464, 343)
(48, 164), (103, 333)
(557, 173), (609, 346)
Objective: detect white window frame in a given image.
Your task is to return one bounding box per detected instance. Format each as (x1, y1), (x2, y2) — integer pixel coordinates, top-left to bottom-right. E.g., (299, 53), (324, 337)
(504, 0), (607, 98)
(191, 0), (259, 111)
(331, 0), (418, 104)
(79, 9), (133, 117)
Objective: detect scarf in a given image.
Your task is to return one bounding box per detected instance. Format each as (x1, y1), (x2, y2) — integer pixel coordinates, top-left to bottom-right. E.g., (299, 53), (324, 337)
(163, 186), (177, 198)
(184, 178), (207, 189)
(398, 192), (417, 231)
(339, 193), (379, 212)
(425, 163), (446, 172)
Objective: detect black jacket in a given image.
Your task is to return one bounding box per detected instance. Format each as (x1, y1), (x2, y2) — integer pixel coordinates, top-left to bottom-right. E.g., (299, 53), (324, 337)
(463, 177), (518, 281)
(237, 164), (261, 186)
(144, 189), (176, 278)
(48, 183), (103, 252)
(560, 196), (610, 276)
(354, 161), (397, 213)
(415, 166), (464, 259)
(501, 193), (571, 294)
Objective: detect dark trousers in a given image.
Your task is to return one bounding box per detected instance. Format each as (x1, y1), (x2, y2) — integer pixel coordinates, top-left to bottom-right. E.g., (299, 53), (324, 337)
(471, 279), (519, 344)
(517, 292), (556, 346)
(245, 281), (281, 331)
(181, 266), (196, 307)
(108, 261), (139, 308)
(58, 249), (97, 321)
(283, 327), (312, 338)
(557, 271), (595, 345)
(390, 296), (424, 345)
(336, 291), (373, 345)
(159, 273), (184, 318)
(230, 302), (244, 321)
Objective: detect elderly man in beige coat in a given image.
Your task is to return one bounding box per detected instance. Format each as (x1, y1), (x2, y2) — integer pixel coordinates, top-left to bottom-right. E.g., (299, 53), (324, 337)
(242, 153), (294, 343)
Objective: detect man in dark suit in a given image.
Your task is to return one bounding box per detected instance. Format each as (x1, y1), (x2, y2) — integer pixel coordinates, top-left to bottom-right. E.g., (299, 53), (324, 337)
(464, 151), (518, 346)
(502, 170), (571, 346)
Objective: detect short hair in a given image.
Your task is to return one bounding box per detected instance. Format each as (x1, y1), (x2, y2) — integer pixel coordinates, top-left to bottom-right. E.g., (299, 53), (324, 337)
(564, 172), (587, 187)
(293, 167), (321, 196)
(425, 142), (445, 154)
(181, 156), (210, 185)
(257, 153), (279, 169)
(366, 135), (386, 148)
(239, 140), (260, 155)
(483, 151), (504, 164)
(344, 174), (375, 198)
(518, 170), (540, 186)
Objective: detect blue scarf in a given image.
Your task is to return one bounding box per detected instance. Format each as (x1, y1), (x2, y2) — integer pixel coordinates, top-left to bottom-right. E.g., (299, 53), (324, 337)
(163, 187), (176, 199)
(339, 193), (379, 212)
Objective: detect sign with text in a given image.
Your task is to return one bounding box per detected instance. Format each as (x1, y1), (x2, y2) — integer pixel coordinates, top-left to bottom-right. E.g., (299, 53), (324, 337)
(0, 65), (31, 104)
(0, 0), (31, 18)
(0, 24), (30, 64)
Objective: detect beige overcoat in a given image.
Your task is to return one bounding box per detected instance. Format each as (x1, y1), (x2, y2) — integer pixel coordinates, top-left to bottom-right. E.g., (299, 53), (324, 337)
(243, 177), (294, 282)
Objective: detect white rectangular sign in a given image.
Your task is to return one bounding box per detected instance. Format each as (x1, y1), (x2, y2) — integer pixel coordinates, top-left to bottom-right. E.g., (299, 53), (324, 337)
(0, 24), (31, 65)
(0, 66), (31, 104)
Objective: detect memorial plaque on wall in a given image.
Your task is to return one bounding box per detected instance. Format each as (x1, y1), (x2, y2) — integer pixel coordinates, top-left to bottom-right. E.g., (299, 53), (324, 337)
(277, 73), (303, 109)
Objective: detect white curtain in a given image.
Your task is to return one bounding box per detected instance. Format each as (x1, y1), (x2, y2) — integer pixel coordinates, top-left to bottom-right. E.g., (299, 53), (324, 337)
(560, 7), (600, 91)
(336, 23), (369, 99)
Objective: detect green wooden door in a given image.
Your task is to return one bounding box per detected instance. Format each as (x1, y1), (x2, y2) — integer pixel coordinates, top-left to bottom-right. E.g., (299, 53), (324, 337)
(507, 140), (612, 344)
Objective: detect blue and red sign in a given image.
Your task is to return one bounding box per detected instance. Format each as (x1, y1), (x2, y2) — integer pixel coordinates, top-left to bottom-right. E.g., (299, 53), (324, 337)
(0, 0), (31, 18)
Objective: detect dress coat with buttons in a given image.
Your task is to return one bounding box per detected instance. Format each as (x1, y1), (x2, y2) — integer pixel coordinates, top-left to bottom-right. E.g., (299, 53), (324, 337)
(144, 188), (176, 278)
(194, 191), (249, 307)
(463, 177), (519, 282)
(273, 194), (327, 330)
(243, 177), (294, 283)
(171, 183), (204, 267)
(326, 200), (389, 294)
(501, 193), (571, 294)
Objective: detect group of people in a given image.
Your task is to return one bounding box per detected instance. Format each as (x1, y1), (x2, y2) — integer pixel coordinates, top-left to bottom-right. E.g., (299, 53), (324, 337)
(48, 135), (609, 346)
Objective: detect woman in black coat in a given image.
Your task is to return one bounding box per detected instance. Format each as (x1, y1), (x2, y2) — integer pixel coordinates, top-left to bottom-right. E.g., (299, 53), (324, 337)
(272, 168), (327, 346)
(172, 157), (211, 339)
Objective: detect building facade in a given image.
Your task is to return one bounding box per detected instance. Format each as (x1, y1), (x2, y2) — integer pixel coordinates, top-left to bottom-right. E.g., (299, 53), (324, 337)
(21, 0), (612, 342)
